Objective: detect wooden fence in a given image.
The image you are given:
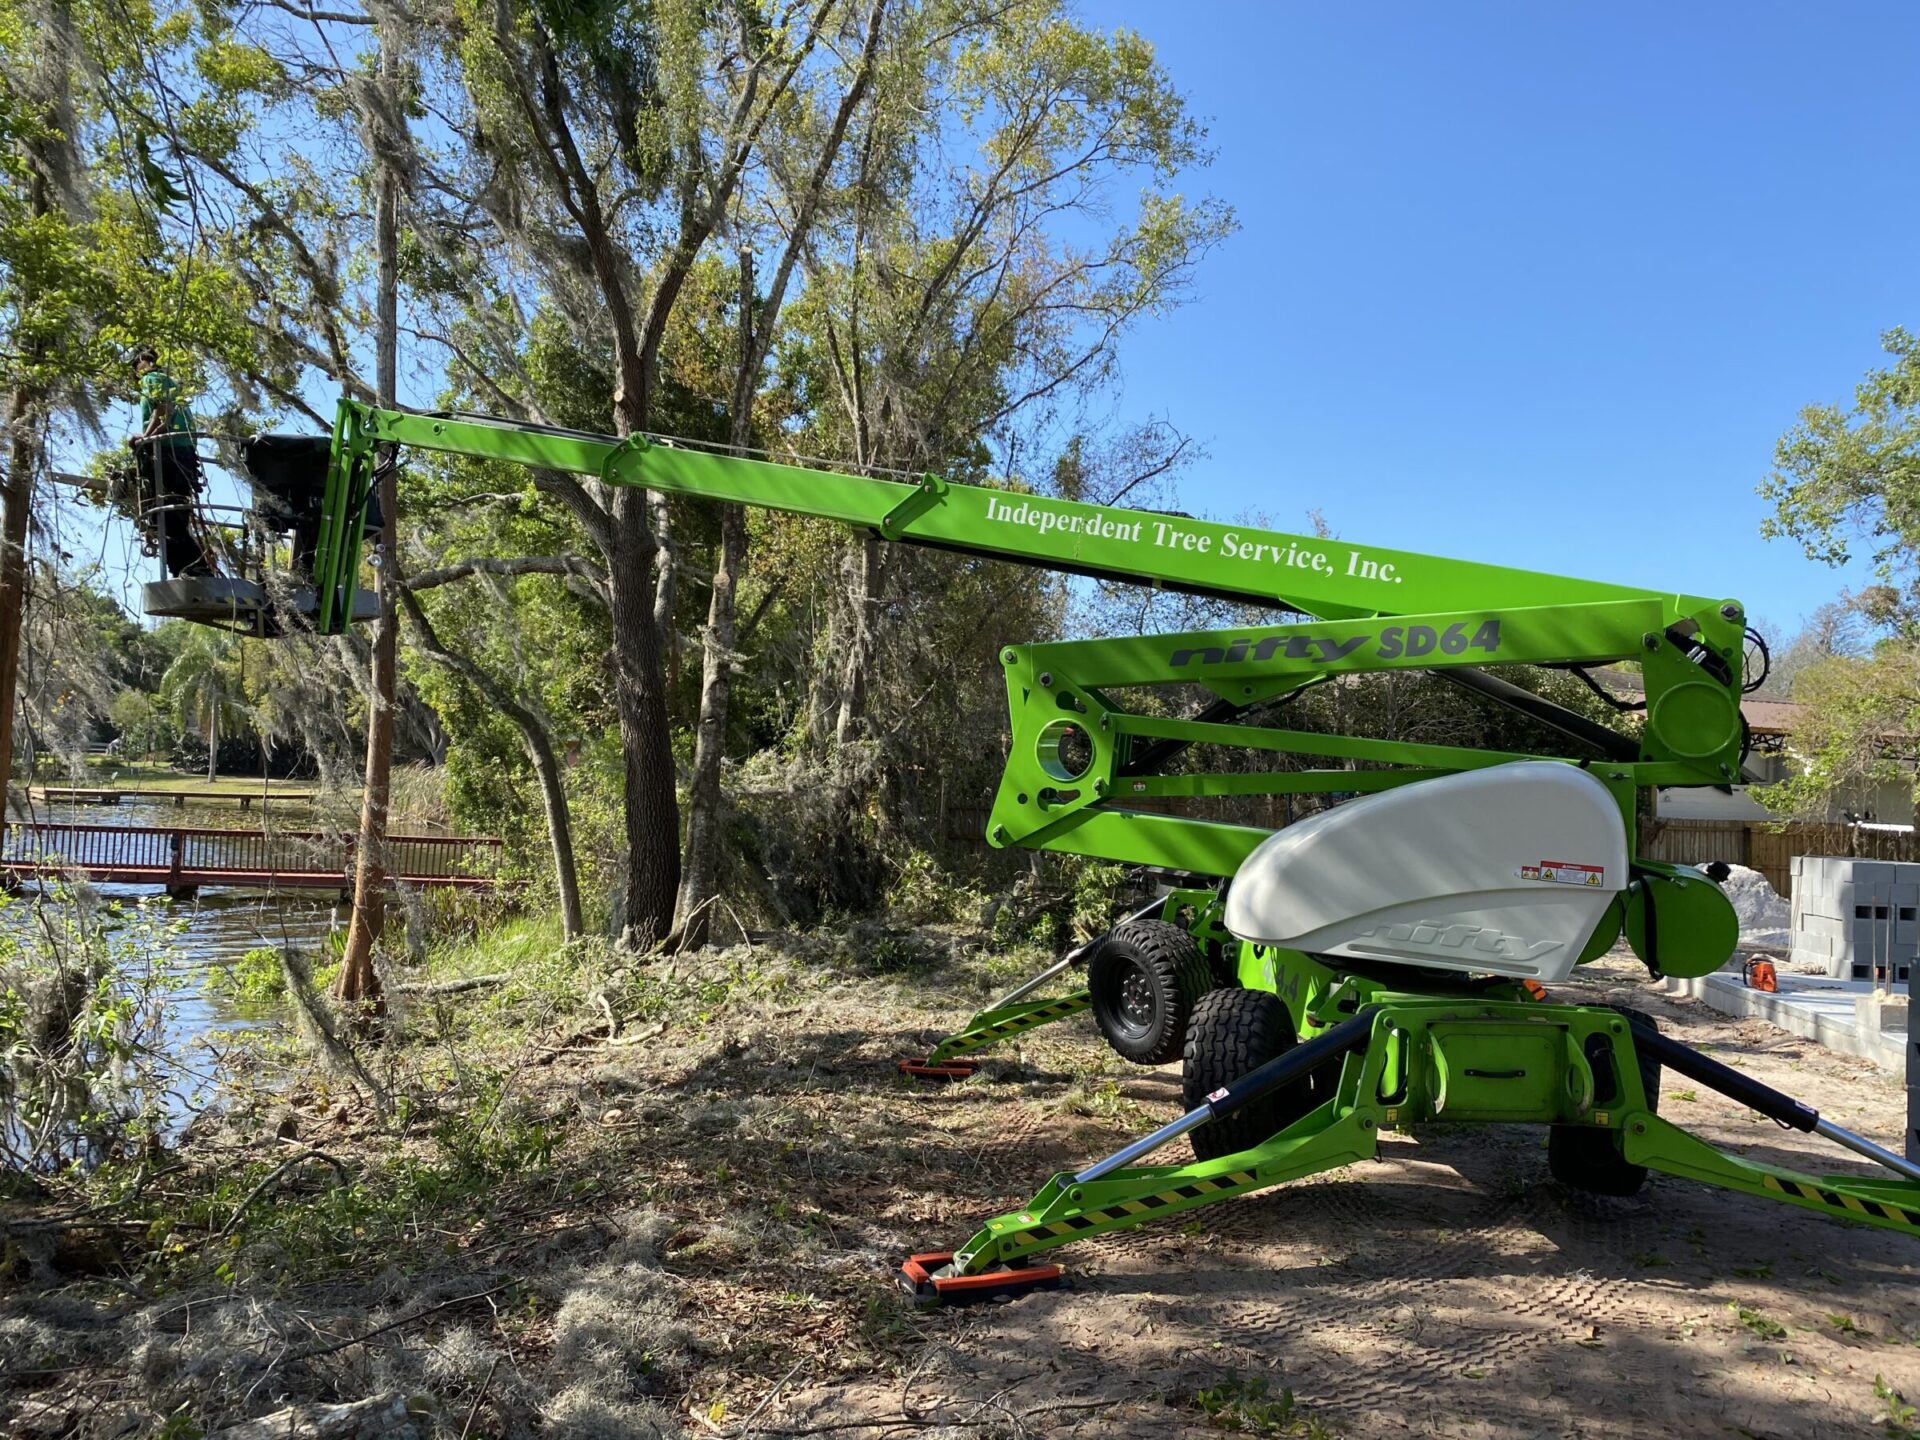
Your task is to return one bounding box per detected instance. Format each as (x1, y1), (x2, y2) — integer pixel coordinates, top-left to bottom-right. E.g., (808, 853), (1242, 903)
(1640, 819), (1918, 897)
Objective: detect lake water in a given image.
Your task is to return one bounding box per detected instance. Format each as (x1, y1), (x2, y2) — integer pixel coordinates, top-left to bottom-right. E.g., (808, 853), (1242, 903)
(9, 795), (345, 1136)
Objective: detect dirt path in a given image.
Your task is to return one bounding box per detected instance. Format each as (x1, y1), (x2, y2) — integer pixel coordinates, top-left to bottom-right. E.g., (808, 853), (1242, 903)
(5, 938), (1916, 1438)
(771, 953), (1920, 1439)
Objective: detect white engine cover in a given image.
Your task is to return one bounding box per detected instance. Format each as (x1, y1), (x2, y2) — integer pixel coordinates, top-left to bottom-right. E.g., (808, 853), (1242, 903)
(1224, 762), (1627, 983)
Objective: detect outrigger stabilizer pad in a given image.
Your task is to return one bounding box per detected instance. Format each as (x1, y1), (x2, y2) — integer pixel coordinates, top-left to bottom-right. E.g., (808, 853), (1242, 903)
(897, 1056), (979, 1082)
(899, 1250), (1063, 1306)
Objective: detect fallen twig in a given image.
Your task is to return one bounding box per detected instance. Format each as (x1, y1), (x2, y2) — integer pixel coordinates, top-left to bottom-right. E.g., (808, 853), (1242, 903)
(459, 1356), (500, 1439)
(732, 1358), (805, 1437)
(279, 1281), (513, 1365)
(718, 896), (755, 954)
(606, 1021), (667, 1049)
(216, 1150), (351, 1240)
(669, 894), (721, 955)
(398, 973), (509, 996)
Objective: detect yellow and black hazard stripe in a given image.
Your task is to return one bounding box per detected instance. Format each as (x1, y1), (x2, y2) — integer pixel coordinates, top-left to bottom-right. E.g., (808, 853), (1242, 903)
(1011, 1170), (1261, 1241)
(937, 993), (1092, 1058)
(1761, 1174), (1920, 1228)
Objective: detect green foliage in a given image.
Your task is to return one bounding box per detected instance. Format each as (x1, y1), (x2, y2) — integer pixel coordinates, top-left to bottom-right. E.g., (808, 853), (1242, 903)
(157, 626), (256, 780)
(108, 687), (174, 756)
(205, 945), (286, 1005)
(1759, 331), (1920, 817)
(186, 1090), (557, 1284)
(0, 0), (277, 464)
(1729, 1303), (1788, 1341)
(0, 890), (190, 1169)
(885, 848), (985, 926)
(1070, 860), (1131, 939)
(1757, 639), (1920, 819)
(1877, 1375), (1918, 1440)
(1764, 329), (1920, 590)
(1190, 1373), (1335, 1437)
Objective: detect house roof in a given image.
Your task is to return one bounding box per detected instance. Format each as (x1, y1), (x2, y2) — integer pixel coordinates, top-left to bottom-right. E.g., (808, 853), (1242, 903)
(1583, 669), (1802, 734)
(1739, 699), (1804, 735)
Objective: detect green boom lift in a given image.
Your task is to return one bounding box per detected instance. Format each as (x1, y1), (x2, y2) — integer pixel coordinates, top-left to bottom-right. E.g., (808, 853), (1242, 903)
(154, 398), (1920, 1304)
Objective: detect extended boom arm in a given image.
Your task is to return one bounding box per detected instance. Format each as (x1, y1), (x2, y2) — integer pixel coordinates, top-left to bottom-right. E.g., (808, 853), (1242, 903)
(314, 399), (1750, 877)
(318, 402), (1720, 630)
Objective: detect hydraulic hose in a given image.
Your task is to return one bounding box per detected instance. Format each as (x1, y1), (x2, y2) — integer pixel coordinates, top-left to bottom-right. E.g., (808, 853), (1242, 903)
(1074, 1009), (1377, 1183)
(1640, 1028), (1920, 1183)
(1639, 1028), (1817, 1131)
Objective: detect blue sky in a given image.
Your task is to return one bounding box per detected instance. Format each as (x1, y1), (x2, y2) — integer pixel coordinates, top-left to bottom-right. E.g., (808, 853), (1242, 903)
(87, 2), (1914, 643)
(1099, 0), (1918, 639)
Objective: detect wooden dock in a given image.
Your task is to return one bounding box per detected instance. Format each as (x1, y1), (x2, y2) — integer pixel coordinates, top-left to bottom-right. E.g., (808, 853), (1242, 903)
(29, 786), (318, 809)
(2, 822), (502, 895)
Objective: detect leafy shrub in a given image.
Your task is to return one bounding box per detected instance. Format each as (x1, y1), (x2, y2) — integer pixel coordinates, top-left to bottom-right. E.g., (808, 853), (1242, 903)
(0, 890), (188, 1169)
(885, 847), (985, 925)
(206, 945), (286, 1005)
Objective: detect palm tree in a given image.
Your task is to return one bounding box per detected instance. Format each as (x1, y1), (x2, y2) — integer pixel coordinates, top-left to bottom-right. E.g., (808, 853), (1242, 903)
(158, 629), (250, 783)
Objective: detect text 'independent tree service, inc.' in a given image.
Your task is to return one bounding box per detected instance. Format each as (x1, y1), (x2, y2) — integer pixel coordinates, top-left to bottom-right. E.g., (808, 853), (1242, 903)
(981, 494), (1405, 585)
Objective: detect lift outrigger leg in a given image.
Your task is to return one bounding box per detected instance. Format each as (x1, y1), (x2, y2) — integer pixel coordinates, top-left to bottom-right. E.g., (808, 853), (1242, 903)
(903, 1000), (1920, 1305)
(897, 896), (1165, 1080)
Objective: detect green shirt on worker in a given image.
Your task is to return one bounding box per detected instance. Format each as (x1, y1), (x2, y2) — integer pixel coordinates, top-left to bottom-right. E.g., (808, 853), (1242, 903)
(139, 369), (196, 452)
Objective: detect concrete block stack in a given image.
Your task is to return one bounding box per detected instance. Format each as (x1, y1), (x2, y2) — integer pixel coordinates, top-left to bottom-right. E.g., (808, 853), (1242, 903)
(1909, 956), (1918, 1163)
(1789, 855), (1919, 985)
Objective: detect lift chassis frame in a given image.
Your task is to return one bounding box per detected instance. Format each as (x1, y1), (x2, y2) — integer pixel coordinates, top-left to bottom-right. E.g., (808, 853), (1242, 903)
(913, 991), (1920, 1300)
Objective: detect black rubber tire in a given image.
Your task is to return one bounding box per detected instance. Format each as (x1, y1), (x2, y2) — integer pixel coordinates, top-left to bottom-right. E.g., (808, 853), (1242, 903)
(1548, 1007), (1662, 1198)
(1182, 988), (1329, 1161)
(1087, 919), (1213, 1065)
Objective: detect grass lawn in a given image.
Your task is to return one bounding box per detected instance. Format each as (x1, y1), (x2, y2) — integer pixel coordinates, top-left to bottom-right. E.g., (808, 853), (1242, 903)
(31, 757), (316, 794)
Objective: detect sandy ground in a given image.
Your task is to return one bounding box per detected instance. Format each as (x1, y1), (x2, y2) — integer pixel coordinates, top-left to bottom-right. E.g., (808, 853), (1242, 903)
(4, 939), (1917, 1438)
(767, 951), (1920, 1440)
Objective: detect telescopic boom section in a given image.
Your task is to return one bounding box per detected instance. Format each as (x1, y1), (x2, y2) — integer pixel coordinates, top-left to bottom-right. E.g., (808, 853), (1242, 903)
(315, 399), (1751, 862)
(315, 400), (1724, 631)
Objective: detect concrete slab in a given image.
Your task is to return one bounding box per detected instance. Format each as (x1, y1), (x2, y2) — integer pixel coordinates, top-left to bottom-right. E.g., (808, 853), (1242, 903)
(1654, 966), (1910, 1074)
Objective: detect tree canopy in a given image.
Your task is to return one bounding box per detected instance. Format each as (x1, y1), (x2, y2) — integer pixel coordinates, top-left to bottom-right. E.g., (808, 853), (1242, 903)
(1762, 328), (1920, 819)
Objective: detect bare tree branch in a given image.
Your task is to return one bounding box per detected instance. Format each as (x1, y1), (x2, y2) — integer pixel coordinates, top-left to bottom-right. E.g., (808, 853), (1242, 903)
(406, 554), (607, 595)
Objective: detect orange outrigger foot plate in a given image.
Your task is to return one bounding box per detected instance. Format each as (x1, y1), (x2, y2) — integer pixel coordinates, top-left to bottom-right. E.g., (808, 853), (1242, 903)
(899, 1250), (1064, 1306)
(897, 1056), (979, 1082)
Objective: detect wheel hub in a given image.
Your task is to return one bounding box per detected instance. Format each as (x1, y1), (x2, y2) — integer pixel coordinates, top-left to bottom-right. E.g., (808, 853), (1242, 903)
(1116, 962), (1155, 1034)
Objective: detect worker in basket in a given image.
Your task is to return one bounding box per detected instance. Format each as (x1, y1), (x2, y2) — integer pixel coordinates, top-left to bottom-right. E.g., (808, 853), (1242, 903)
(131, 346), (210, 577)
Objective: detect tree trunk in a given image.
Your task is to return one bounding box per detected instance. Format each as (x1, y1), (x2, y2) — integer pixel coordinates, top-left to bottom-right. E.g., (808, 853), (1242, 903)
(206, 705), (218, 784)
(834, 538), (884, 744)
(0, 144), (51, 823)
(675, 503), (746, 945)
(676, 251), (759, 945)
(0, 385), (38, 821)
(400, 587), (583, 939)
(608, 488), (680, 947)
(674, 0), (884, 934)
(335, 52), (402, 1009)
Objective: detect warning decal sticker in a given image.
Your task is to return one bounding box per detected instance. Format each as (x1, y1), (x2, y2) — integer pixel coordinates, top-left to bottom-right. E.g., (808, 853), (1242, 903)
(1519, 860), (1607, 887)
